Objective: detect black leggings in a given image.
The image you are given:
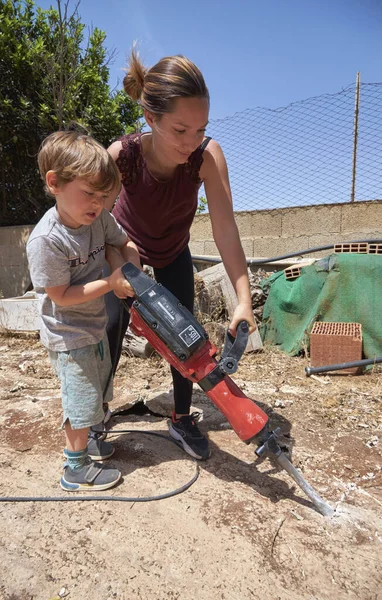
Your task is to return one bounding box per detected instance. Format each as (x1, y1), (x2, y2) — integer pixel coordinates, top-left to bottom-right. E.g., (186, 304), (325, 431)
(105, 246), (194, 415)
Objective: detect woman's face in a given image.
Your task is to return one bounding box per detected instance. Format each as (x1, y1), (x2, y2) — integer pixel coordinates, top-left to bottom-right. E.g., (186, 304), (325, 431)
(147, 96), (209, 165)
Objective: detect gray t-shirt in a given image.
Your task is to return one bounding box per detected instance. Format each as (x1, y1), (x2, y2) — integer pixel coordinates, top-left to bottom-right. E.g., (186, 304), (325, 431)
(27, 206), (128, 351)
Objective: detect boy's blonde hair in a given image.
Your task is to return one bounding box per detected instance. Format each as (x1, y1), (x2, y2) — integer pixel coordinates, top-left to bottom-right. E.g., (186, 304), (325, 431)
(38, 130), (120, 197)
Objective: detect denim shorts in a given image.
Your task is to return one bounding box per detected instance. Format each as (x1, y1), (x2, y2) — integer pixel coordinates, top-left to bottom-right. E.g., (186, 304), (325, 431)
(49, 333), (113, 430)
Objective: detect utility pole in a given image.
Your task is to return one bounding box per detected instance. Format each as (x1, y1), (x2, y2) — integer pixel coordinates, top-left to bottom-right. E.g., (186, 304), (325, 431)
(350, 71), (361, 202)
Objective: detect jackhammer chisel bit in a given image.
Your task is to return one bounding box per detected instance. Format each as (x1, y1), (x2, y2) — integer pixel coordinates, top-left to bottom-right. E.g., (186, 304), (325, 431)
(255, 428), (334, 517)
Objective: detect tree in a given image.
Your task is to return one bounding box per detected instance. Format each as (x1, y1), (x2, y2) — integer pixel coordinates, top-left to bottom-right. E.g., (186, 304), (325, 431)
(197, 195), (208, 214)
(0, 0), (141, 226)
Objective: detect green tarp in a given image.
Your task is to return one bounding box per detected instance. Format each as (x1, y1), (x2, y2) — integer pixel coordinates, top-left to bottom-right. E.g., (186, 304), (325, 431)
(260, 253), (382, 358)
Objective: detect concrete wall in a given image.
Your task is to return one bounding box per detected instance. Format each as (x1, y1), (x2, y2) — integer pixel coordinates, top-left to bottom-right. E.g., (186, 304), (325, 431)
(1, 200), (381, 298)
(0, 225), (34, 298)
(190, 200), (382, 260)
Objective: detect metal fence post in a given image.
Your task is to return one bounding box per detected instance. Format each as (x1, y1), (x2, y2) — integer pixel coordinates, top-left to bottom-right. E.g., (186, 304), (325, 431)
(350, 72), (361, 202)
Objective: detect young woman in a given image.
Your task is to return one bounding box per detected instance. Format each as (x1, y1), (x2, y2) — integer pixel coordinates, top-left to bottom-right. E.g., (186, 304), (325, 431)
(106, 49), (256, 461)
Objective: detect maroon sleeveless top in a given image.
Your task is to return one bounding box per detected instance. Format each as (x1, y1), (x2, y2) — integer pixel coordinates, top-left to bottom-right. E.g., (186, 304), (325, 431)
(113, 133), (211, 268)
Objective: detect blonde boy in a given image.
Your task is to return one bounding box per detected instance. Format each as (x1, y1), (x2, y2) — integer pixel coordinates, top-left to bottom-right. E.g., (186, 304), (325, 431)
(27, 130), (139, 491)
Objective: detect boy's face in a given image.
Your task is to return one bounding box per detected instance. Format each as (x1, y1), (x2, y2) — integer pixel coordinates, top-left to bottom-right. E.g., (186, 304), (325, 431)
(46, 173), (111, 229)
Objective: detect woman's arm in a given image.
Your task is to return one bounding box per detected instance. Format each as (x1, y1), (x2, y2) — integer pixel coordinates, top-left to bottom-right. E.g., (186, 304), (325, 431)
(105, 140), (123, 212)
(200, 140), (256, 334)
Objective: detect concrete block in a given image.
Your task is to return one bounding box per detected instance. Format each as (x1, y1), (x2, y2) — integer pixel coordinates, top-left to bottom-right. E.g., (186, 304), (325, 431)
(0, 225), (34, 247)
(190, 215), (213, 240)
(251, 211), (282, 237)
(189, 240), (206, 256)
(0, 246), (12, 267)
(197, 263), (237, 316)
(341, 201), (382, 234)
(0, 265), (31, 298)
(365, 232), (382, 241)
(0, 229), (13, 246)
(11, 245), (28, 266)
(240, 238), (254, 258)
(235, 212), (253, 237)
(192, 238), (253, 259)
(0, 292), (39, 331)
(22, 225), (35, 244)
(204, 240), (219, 256)
(195, 262), (262, 352)
(282, 205), (342, 236)
(253, 235), (311, 259)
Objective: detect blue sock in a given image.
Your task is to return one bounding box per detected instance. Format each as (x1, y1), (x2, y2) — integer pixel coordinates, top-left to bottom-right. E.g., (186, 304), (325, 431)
(64, 448), (88, 472)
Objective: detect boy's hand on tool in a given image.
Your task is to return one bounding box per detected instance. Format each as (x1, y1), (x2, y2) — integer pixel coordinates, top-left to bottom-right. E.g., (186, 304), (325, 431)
(108, 266), (135, 298)
(229, 303), (257, 336)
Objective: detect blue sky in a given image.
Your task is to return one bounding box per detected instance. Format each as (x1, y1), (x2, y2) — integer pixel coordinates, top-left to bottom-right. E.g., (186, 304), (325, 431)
(34, 0), (382, 120)
(33, 0), (382, 210)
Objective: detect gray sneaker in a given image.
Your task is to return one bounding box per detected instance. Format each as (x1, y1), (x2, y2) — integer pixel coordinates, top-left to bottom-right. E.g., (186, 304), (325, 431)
(87, 434), (115, 461)
(60, 458), (121, 492)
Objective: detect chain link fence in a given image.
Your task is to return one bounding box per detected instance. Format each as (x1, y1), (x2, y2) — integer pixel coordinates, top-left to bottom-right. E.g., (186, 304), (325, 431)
(200, 81), (382, 212)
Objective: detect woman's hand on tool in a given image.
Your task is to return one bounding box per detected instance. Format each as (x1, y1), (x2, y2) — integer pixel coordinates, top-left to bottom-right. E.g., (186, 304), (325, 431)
(228, 302), (257, 336)
(108, 267), (135, 298)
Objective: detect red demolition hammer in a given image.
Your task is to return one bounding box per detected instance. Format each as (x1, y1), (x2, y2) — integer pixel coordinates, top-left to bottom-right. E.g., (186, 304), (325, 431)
(122, 263), (333, 517)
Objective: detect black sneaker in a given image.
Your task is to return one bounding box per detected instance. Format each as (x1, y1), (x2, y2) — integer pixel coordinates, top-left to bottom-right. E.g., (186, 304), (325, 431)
(168, 412), (211, 460)
(87, 432), (114, 461)
(89, 404), (112, 441)
(103, 402), (112, 424)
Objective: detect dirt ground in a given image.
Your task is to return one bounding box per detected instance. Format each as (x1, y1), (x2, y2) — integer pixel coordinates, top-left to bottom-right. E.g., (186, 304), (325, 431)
(0, 330), (381, 600)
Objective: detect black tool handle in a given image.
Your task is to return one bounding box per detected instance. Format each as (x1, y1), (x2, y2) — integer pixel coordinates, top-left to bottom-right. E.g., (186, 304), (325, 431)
(219, 320), (249, 374)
